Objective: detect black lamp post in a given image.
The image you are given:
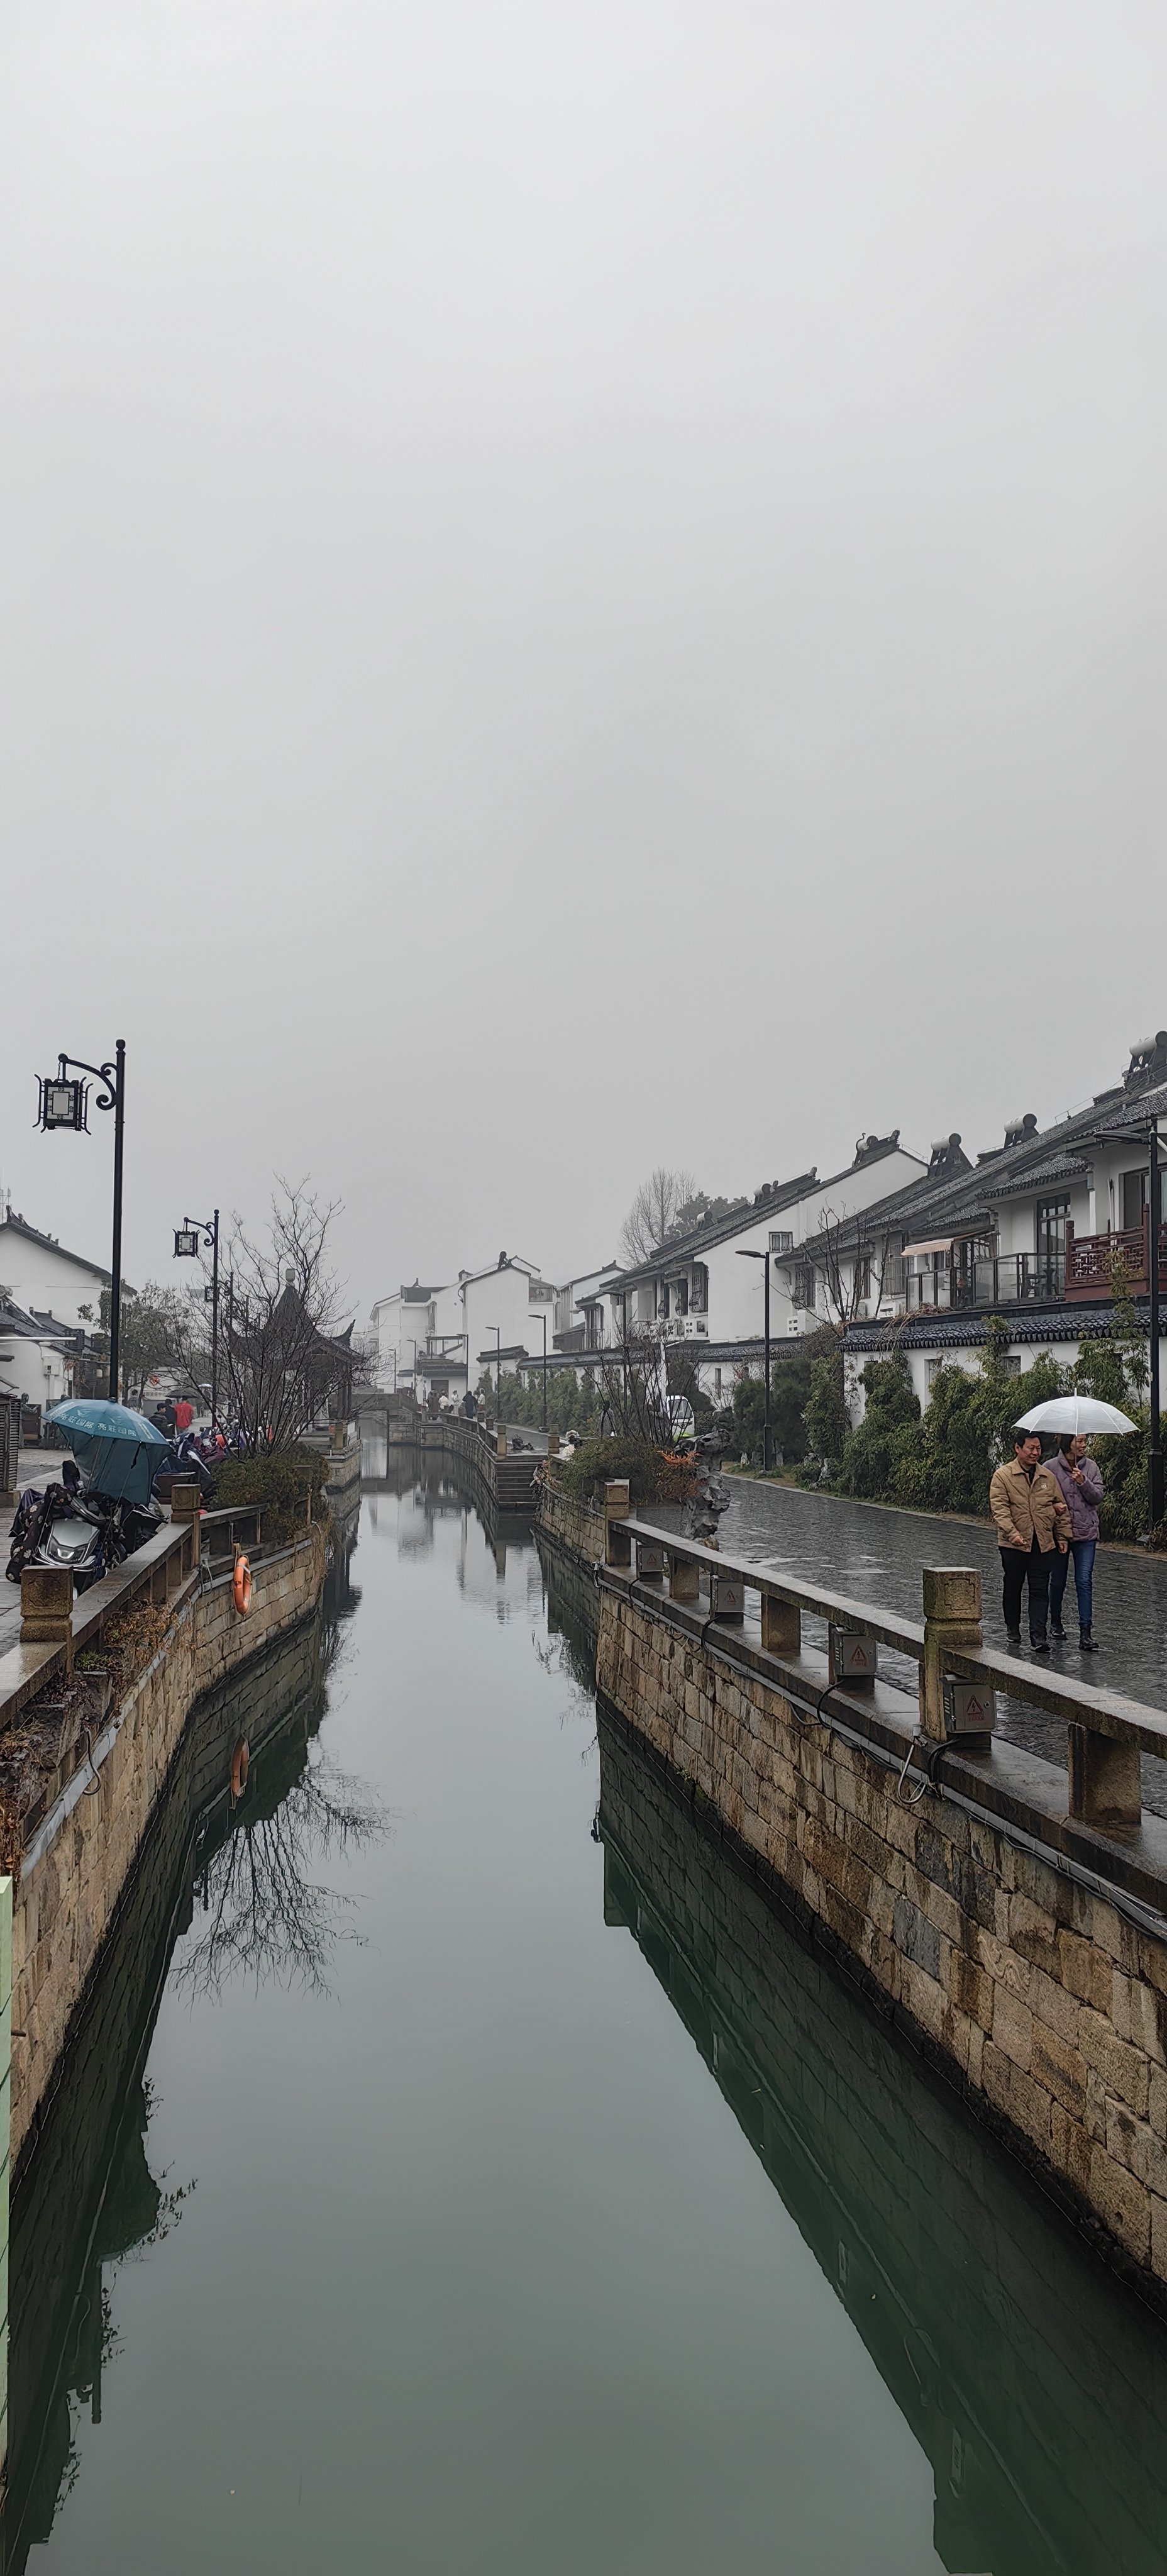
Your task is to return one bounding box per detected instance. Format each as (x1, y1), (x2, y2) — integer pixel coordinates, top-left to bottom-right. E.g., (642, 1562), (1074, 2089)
(174, 1209), (220, 1428)
(38, 1040), (126, 1402)
(489, 1324), (502, 1423)
(1151, 1126), (1163, 1530)
(735, 1246), (773, 1471)
(533, 1308), (548, 1430)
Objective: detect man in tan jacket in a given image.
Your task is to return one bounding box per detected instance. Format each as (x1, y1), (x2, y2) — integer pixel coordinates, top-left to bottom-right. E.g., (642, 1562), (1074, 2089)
(989, 1430), (1071, 1652)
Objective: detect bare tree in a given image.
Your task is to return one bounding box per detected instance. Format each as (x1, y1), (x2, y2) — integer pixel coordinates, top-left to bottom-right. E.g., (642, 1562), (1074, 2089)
(593, 1311), (689, 1446)
(618, 1167), (699, 1267)
(174, 1749), (388, 2001)
(116, 1280), (209, 1409)
(217, 1179), (351, 1450)
(814, 1206), (900, 1328)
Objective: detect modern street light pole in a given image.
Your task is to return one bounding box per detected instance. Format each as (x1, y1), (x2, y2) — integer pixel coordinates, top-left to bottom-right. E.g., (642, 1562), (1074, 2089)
(174, 1211), (221, 1427)
(1151, 1125), (1163, 1530)
(38, 1040), (126, 1401)
(735, 1246), (773, 1472)
(534, 1309), (548, 1430)
(490, 1324), (502, 1423)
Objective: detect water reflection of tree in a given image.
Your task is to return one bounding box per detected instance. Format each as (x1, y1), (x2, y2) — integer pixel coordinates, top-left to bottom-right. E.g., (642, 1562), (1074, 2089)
(175, 1752), (388, 2002)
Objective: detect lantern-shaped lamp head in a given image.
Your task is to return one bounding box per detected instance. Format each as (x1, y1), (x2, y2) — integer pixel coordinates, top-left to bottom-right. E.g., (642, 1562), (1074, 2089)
(39, 1075), (87, 1132)
(174, 1226), (201, 1259)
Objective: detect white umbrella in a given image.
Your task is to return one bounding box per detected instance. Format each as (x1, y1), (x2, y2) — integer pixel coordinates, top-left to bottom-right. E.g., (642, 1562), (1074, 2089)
(1015, 1395), (1139, 1436)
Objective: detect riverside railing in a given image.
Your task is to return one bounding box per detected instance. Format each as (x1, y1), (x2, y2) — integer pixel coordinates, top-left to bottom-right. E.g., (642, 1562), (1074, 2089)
(0, 1500), (203, 1735)
(599, 1482), (1164, 1844)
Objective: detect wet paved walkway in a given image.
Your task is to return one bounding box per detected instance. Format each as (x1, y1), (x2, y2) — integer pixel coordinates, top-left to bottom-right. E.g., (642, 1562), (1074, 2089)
(639, 1470), (1167, 1812)
(715, 1474), (1167, 1707)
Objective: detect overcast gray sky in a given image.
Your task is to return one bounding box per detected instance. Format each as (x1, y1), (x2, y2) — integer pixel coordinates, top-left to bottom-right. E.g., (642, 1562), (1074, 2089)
(2, 0), (1164, 1320)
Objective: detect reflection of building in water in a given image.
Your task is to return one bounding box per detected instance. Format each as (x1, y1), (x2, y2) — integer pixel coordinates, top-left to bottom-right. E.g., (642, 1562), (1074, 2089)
(597, 1704), (1167, 2576)
(362, 1463), (542, 1618)
(1, 1585), (377, 2576)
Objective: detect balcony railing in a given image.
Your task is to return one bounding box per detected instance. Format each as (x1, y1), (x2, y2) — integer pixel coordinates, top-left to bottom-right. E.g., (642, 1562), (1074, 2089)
(1065, 1216), (1167, 1302)
(905, 1254), (1063, 1314)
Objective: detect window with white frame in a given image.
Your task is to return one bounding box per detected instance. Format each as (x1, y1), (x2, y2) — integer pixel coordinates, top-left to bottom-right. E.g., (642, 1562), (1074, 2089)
(769, 1230), (793, 1254)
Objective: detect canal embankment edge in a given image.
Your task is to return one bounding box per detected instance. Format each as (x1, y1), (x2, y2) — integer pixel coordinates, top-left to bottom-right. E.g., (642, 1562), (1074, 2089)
(536, 1474), (1167, 2308)
(9, 1519), (328, 2180)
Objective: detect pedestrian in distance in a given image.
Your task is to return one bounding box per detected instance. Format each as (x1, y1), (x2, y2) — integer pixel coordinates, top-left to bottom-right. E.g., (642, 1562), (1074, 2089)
(174, 1392), (194, 1436)
(989, 1428), (1071, 1653)
(1046, 1433), (1103, 1651)
(462, 1389), (477, 1420)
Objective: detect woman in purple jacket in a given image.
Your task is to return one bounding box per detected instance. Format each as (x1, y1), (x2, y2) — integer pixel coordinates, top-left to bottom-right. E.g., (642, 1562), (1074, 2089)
(1046, 1434), (1104, 1651)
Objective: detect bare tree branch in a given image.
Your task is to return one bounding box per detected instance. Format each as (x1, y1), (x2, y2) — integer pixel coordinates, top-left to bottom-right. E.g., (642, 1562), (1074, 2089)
(618, 1168), (699, 1267)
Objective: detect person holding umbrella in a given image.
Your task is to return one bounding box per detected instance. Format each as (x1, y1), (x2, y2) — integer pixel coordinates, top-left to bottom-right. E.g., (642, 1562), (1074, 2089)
(1008, 1392), (1141, 1653)
(1046, 1435), (1104, 1650)
(989, 1428), (1071, 1653)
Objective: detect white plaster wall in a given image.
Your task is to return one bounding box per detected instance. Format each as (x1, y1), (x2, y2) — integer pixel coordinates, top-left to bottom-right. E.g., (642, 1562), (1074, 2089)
(0, 1336), (73, 1410)
(0, 1228), (106, 1330)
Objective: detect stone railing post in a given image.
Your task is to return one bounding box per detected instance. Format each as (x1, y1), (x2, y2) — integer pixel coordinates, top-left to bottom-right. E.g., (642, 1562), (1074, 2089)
(920, 1567), (982, 1741)
(170, 1479), (202, 1565)
(604, 1480), (632, 1568)
(547, 1432), (559, 1458)
(668, 1551), (700, 1603)
(496, 1426), (507, 1458)
(1068, 1728), (1142, 1834)
(761, 1594), (800, 1656)
(20, 1565), (74, 1666)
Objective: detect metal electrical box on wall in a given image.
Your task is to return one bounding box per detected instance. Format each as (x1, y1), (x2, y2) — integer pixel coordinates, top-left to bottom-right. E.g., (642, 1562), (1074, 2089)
(829, 1627), (878, 1685)
(944, 1677), (996, 1738)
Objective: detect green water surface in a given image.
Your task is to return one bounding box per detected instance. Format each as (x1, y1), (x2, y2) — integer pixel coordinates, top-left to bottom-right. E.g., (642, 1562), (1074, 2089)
(10, 1464), (1167, 2573)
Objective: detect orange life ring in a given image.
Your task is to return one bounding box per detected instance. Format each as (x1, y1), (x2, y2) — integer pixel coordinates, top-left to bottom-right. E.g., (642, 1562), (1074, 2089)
(233, 1552), (253, 1616)
(230, 1736), (250, 1799)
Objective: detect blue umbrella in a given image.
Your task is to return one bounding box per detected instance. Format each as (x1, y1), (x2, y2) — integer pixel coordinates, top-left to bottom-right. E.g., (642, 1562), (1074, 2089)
(47, 1399), (170, 1506)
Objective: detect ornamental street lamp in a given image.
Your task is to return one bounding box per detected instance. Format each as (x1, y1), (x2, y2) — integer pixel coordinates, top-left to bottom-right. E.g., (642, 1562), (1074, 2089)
(174, 1209), (221, 1428)
(38, 1040), (126, 1401)
(735, 1246), (774, 1471)
(489, 1324), (502, 1422)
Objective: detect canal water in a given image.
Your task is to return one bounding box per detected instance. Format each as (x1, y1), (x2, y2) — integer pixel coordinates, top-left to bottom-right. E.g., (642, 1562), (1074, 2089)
(9, 1457), (1167, 2573)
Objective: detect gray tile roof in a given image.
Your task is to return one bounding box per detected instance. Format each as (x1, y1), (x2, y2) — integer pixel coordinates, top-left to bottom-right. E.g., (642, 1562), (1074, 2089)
(843, 1305), (1115, 1353)
(988, 1152), (1089, 1199)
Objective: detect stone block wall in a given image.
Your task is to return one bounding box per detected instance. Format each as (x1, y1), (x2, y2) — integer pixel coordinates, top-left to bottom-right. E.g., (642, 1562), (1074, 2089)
(536, 1480), (606, 1565)
(4, 1619), (321, 2541)
(598, 1706), (1167, 2575)
(10, 1527), (326, 2167)
(596, 1577), (1167, 2294)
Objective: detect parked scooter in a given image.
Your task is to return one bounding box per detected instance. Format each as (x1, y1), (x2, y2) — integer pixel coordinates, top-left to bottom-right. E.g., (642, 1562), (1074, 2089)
(6, 1462), (163, 1593)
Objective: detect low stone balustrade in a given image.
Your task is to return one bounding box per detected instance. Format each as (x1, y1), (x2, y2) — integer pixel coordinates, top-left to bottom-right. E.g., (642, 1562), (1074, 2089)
(555, 1485), (1167, 2291)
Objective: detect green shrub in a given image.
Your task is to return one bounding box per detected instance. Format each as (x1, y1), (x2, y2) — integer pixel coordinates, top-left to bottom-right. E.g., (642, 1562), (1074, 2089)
(804, 1344), (849, 1470)
(729, 1357), (812, 1465)
(557, 1437), (665, 1504)
(209, 1444), (329, 1542)
(833, 1341), (1064, 1516)
(836, 1353), (919, 1497)
(1071, 1322), (1154, 1543)
(481, 1367), (602, 1436)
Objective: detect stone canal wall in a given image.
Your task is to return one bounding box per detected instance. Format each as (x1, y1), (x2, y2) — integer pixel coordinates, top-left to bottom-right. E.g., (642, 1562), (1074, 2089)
(11, 1524), (327, 2172)
(594, 1567), (1167, 2298)
(4, 1619), (323, 2558)
(536, 1480), (606, 1566)
(384, 1418), (541, 1514)
(597, 1704), (1167, 2576)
